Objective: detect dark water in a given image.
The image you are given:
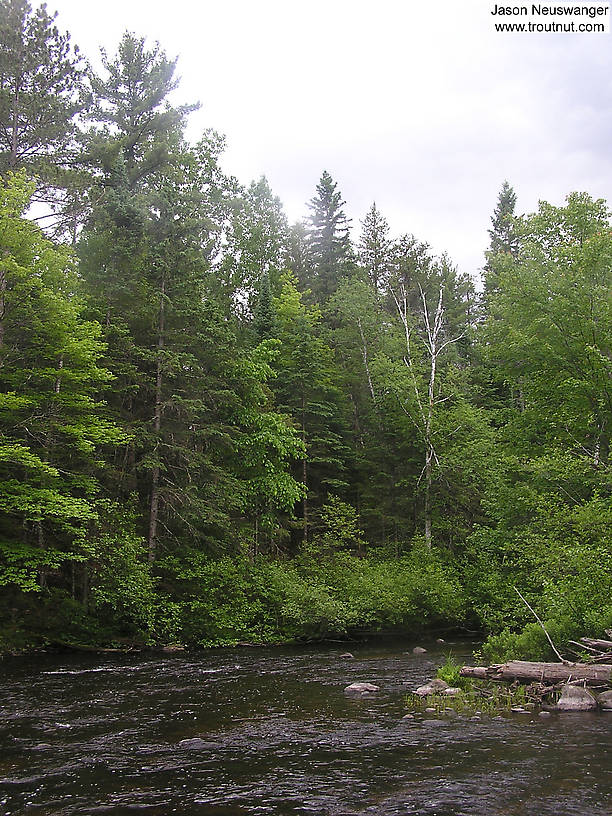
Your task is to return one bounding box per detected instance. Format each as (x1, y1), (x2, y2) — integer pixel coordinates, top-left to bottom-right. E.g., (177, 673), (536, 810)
(0, 641), (611, 816)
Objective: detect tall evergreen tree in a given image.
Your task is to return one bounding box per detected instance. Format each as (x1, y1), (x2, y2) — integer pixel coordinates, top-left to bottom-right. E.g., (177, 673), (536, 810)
(483, 180), (519, 302)
(305, 170), (353, 301)
(87, 32), (198, 189)
(0, 0), (86, 229)
(358, 202), (391, 292)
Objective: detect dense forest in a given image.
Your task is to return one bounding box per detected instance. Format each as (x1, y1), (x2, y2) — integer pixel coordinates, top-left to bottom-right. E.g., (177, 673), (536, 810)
(0, 0), (610, 659)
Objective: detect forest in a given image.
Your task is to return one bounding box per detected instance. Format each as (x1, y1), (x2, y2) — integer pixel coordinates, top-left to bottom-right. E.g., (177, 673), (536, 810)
(0, 0), (610, 659)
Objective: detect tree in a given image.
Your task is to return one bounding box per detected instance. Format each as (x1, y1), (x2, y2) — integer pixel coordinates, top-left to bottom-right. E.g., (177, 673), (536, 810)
(391, 280), (464, 547)
(0, 0), (85, 227)
(0, 173), (122, 596)
(217, 175), (288, 319)
(272, 273), (351, 545)
(358, 202), (391, 292)
(486, 192), (611, 468)
(87, 32), (197, 190)
(305, 170), (353, 301)
(484, 180), (519, 302)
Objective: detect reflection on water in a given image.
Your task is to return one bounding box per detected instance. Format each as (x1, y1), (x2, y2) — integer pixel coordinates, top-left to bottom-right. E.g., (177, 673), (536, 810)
(0, 641), (611, 815)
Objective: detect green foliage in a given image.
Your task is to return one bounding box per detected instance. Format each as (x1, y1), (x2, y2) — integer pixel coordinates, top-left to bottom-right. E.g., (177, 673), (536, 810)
(1, 12), (611, 659)
(436, 654), (470, 689)
(0, 0), (85, 218)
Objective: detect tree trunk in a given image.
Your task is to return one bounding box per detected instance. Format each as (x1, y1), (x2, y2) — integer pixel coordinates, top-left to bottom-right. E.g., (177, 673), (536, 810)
(0, 256), (6, 347)
(301, 395), (308, 546)
(148, 272), (165, 563)
(460, 660), (612, 686)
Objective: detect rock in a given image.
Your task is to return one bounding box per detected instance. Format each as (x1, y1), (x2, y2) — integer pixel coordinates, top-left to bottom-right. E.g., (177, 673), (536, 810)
(178, 738), (209, 749)
(413, 646), (427, 655)
(442, 687), (462, 697)
(597, 690), (612, 710)
(340, 652), (355, 659)
(470, 715), (481, 721)
(556, 684), (597, 712)
(538, 711), (552, 718)
(402, 713), (415, 719)
(493, 715), (505, 721)
(511, 707), (529, 714)
(425, 707), (436, 713)
(344, 682), (379, 694)
(436, 638), (446, 644)
(415, 678), (449, 696)
(162, 645), (185, 653)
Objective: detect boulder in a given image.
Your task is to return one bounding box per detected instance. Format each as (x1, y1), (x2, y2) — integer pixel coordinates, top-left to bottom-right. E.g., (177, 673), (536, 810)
(442, 687), (462, 697)
(344, 682), (379, 694)
(415, 678), (449, 696)
(596, 690), (612, 710)
(413, 646), (427, 655)
(556, 684), (597, 712)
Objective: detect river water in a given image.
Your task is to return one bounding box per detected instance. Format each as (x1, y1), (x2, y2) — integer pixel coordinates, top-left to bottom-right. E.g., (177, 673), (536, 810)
(1, 641), (610, 815)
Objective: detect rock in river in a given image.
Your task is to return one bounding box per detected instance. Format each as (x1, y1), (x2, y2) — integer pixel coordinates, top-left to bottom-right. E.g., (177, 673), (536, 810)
(556, 684), (597, 712)
(597, 690), (612, 710)
(179, 738), (209, 750)
(344, 682), (379, 694)
(415, 678), (449, 696)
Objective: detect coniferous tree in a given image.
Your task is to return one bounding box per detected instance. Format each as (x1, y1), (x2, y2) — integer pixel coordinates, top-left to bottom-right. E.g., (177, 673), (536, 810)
(305, 170), (353, 301)
(87, 32), (198, 189)
(483, 180), (519, 302)
(358, 202), (391, 292)
(253, 270), (275, 339)
(0, 0), (86, 228)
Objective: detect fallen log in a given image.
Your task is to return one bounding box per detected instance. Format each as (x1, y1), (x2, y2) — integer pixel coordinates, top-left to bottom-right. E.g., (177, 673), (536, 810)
(460, 660), (612, 686)
(580, 637), (612, 650)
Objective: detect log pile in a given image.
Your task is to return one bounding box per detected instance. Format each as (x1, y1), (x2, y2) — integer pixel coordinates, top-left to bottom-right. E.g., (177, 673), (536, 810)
(460, 660), (612, 687)
(459, 635), (612, 711)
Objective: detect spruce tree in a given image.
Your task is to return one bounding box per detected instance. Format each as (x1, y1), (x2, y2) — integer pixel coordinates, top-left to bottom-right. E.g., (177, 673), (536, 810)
(305, 170), (353, 301)
(484, 180), (519, 302)
(358, 202), (391, 292)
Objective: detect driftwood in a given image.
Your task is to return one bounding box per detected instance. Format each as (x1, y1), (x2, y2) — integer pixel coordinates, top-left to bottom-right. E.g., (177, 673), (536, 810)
(460, 660), (612, 687)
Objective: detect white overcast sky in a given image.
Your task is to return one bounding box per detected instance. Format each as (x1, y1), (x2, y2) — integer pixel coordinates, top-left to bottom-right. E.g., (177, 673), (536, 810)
(51, 0), (612, 280)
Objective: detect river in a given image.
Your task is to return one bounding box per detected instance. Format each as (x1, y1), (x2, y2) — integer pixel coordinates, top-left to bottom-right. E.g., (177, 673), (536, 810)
(1, 641), (610, 815)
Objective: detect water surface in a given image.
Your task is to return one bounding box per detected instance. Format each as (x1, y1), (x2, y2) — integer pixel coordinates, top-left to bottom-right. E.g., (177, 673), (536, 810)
(1, 641), (610, 815)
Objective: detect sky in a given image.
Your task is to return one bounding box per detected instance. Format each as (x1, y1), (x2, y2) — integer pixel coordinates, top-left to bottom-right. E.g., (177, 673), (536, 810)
(50, 0), (612, 281)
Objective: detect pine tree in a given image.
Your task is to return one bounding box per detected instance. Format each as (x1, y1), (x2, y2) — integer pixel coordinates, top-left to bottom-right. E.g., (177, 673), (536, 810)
(305, 170), (353, 301)
(0, 0), (85, 225)
(87, 32), (198, 190)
